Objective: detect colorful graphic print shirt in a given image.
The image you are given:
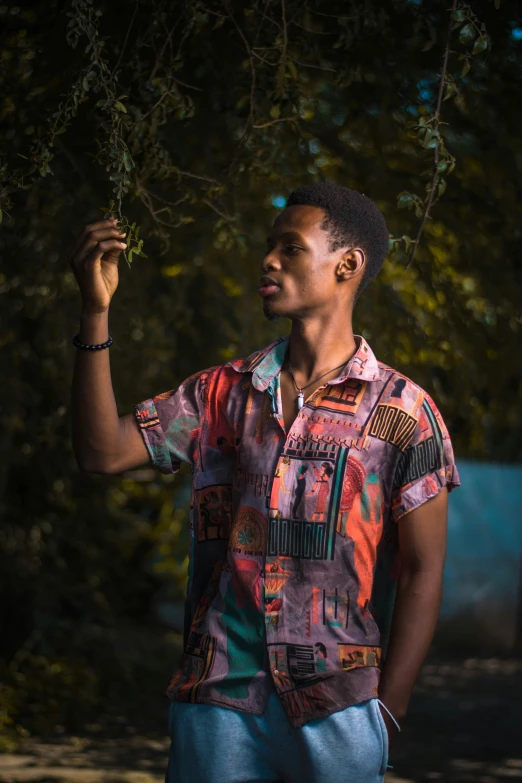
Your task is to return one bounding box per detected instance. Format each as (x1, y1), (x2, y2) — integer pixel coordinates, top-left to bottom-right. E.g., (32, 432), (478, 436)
(134, 335), (460, 728)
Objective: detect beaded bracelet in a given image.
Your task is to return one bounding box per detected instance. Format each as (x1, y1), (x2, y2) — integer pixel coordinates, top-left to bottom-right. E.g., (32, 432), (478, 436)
(72, 333), (113, 351)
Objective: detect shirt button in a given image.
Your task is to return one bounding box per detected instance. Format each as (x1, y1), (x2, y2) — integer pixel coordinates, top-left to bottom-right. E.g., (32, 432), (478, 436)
(274, 669), (279, 675)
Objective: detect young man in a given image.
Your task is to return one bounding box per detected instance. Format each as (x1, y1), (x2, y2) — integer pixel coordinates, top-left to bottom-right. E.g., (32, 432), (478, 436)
(70, 181), (460, 783)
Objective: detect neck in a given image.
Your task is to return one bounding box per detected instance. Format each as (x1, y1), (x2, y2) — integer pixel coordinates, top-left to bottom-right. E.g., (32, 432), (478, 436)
(286, 313), (357, 383)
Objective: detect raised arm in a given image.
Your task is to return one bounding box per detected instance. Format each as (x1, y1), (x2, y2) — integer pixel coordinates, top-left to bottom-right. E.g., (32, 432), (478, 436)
(69, 218), (150, 475)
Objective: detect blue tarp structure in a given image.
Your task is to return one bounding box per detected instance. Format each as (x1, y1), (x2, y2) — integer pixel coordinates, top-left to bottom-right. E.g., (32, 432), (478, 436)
(439, 460), (522, 651)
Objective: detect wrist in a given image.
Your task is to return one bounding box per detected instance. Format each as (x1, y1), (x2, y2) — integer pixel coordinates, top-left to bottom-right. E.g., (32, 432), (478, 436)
(81, 306), (109, 319)
(79, 309), (110, 344)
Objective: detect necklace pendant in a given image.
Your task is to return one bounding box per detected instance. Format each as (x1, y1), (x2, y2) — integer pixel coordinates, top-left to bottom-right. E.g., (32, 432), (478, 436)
(297, 391), (304, 410)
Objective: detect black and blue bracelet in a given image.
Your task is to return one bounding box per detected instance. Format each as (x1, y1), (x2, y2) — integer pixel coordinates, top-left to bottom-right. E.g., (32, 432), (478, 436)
(72, 333), (113, 351)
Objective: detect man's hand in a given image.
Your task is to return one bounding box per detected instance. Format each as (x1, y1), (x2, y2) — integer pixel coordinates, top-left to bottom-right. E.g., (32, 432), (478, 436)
(68, 218), (127, 314)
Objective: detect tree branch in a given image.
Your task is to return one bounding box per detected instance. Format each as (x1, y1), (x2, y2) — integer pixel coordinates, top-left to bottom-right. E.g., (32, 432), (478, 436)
(406, 0), (458, 270)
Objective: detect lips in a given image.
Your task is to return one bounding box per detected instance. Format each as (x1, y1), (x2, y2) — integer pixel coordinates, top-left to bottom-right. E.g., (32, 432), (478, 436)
(258, 283), (281, 297)
(258, 276), (281, 297)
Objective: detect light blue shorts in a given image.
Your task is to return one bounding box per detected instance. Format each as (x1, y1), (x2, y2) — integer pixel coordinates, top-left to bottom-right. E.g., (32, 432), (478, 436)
(165, 688), (389, 783)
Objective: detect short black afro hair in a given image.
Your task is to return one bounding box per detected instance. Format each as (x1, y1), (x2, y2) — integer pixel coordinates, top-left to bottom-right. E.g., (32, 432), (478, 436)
(286, 181), (389, 296)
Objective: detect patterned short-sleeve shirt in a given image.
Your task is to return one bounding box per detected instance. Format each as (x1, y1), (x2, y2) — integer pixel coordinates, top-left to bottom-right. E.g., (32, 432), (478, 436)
(134, 335), (460, 728)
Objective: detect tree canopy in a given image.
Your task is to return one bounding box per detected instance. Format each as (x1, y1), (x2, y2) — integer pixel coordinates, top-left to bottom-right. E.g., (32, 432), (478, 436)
(1, 0), (521, 743)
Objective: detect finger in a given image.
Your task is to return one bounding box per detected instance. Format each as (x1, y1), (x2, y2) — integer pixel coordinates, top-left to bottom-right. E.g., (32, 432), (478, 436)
(69, 219), (121, 260)
(74, 230), (127, 265)
(77, 228), (127, 257)
(84, 239), (127, 266)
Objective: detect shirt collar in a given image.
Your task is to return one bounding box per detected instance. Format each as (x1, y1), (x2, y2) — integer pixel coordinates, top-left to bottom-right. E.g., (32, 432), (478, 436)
(227, 334), (381, 391)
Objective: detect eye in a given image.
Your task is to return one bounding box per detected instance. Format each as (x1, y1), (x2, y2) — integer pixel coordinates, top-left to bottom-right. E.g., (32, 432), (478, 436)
(285, 244), (300, 254)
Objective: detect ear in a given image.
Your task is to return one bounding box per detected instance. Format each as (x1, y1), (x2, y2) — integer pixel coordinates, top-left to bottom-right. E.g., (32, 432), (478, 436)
(336, 248), (365, 281)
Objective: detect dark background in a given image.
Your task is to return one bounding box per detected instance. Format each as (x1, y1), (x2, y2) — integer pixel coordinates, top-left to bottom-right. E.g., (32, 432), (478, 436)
(1, 0), (521, 780)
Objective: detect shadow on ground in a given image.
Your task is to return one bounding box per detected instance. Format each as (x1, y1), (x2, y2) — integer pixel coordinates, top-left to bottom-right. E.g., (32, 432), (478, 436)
(1, 655), (521, 783)
(389, 655), (522, 782)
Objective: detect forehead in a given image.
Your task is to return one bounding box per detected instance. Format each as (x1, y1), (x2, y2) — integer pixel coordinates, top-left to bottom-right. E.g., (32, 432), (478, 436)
(270, 204), (327, 238)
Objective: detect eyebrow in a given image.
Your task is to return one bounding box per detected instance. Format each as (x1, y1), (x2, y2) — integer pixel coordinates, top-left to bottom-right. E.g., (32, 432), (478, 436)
(266, 230), (306, 244)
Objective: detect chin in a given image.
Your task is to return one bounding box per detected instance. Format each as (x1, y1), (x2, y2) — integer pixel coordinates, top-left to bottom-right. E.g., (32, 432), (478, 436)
(262, 301), (289, 322)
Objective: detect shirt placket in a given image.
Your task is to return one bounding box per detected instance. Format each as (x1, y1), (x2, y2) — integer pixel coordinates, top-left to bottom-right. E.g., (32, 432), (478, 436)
(263, 373), (335, 680)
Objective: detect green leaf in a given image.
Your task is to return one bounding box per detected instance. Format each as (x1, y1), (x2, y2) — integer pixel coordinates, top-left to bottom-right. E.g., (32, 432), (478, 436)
(54, 126), (67, 135)
(397, 192), (414, 209)
(444, 81), (456, 101)
(287, 60), (298, 79)
(461, 57), (471, 77)
(459, 24), (475, 46)
(270, 104), (281, 120)
(114, 101), (127, 113)
(402, 235), (413, 253)
(472, 36), (488, 55)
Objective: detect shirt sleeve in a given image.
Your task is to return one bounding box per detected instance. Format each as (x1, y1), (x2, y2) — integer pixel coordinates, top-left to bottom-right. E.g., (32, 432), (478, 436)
(391, 392), (461, 522)
(134, 370), (206, 475)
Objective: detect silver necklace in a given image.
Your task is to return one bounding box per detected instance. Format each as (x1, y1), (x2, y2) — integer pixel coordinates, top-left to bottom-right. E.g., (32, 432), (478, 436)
(286, 356), (350, 411)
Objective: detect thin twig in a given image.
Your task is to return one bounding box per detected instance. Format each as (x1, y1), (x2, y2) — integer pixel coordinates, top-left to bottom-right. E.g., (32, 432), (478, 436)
(177, 169), (222, 185)
(281, 0), (288, 61)
(172, 77), (203, 92)
(140, 91), (174, 120)
(202, 198), (234, 221)
(54, 139), (89, 183)
(304, 4), (357, 20)
(289, 19), (335, 35)
(406, 0), (457, 270)
(222, 0), (256, 135)
(137, 187), (186, 229)
(252, 49), (277, 66)
(289, 57), (336, 72)
(149, 22), (179, 81)
(252, 116), (295, 128)
(112, 0), (139, 77)
(256, 6), (284, 34)
(253, 0), (272, 45)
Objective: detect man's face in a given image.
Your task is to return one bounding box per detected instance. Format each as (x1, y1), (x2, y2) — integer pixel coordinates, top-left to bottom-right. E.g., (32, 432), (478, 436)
(259, 204), (358, 321)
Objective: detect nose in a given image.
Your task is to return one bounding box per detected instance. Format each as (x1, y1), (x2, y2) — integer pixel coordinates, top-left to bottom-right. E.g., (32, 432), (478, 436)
(262, 248), (282, 274)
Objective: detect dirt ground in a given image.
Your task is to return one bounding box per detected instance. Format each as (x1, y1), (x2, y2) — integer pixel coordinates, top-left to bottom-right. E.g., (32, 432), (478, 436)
(1, 655), (521, 783)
